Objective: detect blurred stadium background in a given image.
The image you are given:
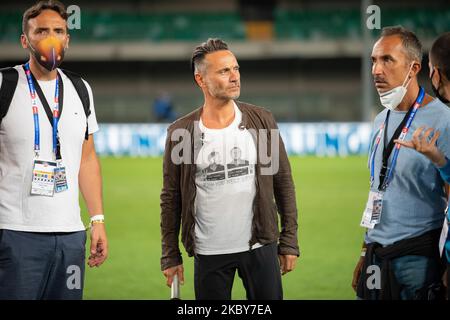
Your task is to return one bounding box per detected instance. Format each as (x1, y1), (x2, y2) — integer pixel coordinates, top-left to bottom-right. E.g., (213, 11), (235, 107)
(0, 0), (448, 299)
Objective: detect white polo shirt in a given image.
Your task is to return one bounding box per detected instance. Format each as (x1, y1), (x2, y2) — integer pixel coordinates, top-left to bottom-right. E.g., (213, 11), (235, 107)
(0, 65), (99, 232)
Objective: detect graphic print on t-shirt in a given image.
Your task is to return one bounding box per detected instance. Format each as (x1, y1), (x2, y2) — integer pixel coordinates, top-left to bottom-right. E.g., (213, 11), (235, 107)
(194, 102), (260, 255)
(203, 151), (225, 181)
(227, 146), (251, 178)
(197, 144), (255, 184)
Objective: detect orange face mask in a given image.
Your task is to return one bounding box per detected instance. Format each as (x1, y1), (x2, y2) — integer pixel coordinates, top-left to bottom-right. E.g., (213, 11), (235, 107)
(28, 36), (65, 71)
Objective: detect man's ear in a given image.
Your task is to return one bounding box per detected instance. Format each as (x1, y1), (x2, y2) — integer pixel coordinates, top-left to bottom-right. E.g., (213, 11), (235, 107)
(65, 33), (70, 49)
(20, 33), (28, 49)
(194, 72), (204, 88)
(432, 66), (441, 82)
(411, 61), (421, 77)
(439, 68), (449, 83)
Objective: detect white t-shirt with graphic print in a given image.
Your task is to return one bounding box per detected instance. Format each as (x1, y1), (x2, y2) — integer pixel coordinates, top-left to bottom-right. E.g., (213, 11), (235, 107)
(194, 102), (262, 255)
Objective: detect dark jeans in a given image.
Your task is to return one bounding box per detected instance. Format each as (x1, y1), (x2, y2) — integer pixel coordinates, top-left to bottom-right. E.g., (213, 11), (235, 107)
(194, 243), (283, 300)
(392, 255), (441, 299)
(358, 254), (441, 300)
(0, 229), (86, 300)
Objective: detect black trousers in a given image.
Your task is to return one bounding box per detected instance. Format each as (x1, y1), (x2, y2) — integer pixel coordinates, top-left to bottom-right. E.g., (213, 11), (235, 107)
(194, 243), (283, 300)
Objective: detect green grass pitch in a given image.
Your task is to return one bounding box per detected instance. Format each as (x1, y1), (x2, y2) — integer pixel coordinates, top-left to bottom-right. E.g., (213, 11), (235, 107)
(81, 156), (369, 300)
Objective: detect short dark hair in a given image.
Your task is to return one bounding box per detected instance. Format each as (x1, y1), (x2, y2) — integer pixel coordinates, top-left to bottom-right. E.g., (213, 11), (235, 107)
(22, 0), (68, 35)
(430, 32), (450, 81)
(380, 25), (423, 63)
(191, 38), (229, 76)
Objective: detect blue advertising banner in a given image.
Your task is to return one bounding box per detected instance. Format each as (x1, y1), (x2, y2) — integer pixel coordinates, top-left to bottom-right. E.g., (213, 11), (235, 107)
(94, 123), (373, 157)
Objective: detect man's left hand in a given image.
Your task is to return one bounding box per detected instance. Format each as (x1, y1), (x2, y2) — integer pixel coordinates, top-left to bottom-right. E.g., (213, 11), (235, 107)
(278, 255), (297, 275)
(88, 223), (108, 268)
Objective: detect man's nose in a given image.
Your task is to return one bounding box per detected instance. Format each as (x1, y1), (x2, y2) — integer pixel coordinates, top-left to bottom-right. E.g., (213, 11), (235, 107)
(230, 70), (239, 82)
(372, 62), (383, 76)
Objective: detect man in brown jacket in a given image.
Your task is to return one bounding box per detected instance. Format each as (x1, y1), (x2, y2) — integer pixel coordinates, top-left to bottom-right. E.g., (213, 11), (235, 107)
(160, 38), (299, 300)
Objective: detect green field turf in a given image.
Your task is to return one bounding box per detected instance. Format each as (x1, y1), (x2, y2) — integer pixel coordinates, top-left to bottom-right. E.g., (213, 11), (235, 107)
(81, 156), (369, 300)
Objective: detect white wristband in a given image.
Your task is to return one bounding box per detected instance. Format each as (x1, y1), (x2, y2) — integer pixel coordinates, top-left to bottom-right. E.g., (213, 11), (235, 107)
(90, 214), (105, 222)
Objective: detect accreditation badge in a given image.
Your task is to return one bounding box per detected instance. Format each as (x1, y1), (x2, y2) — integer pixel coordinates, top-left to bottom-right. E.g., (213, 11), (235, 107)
(54, 161), (68, 193)
(31, 159), (57, 197)
(360, 190), (384, 229)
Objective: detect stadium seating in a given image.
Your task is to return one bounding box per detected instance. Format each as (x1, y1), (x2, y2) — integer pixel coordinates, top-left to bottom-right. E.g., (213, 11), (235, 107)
(0, 8), (447, 42)
(274, 8), (450, 40)
(0, 11), (246, 42)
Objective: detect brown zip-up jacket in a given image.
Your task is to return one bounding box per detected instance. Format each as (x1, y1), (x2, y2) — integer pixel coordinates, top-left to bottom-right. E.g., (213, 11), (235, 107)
(160, 101), (299, 271)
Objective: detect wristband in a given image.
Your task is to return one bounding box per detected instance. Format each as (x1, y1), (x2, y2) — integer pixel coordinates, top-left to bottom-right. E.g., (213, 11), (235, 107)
(90, 214), (105, 222)
(89, 214), (105, 229)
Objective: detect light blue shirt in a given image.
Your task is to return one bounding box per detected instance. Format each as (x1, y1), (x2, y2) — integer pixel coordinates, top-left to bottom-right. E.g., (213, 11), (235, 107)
(366, 98), (450, 246)
(437, 158), (450, 183)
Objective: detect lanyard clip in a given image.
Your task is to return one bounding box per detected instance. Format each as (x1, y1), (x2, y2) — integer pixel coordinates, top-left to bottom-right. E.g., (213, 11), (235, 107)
(380, 181), (389, 192)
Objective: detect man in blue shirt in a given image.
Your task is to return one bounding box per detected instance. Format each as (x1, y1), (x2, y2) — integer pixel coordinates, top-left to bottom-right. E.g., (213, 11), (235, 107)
(352, 27), (448, 300)
(395, 32), (450, 182)
(394, 32), (450, 296)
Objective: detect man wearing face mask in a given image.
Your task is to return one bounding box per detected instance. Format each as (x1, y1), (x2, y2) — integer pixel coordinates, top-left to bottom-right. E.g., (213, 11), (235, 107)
(0, 0), (107, 299)
(394, 32), (450, 179)
(352, 26), (450, 300)
(394, 32), (450, 298)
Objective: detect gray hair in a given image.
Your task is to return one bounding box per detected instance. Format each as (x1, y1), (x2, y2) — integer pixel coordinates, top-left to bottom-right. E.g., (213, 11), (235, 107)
(380, 25), (423, 64)
(191, 38), (229, 76)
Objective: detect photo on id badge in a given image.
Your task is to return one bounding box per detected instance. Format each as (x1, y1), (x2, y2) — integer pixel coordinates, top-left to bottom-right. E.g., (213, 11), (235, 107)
(54, 164), (68, 193)
(371, 197), (383, 224)
(360, 191), (384, 229)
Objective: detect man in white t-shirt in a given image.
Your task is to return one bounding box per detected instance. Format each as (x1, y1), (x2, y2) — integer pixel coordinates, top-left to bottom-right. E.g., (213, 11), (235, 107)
(0, 0), (107, 300)
(160, 38), (299, 300)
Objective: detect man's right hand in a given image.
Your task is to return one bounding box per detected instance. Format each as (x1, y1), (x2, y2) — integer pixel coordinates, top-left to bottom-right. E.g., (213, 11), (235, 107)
(394, 127), (446, 167)
(352, 257), (365, 292)
(163, 264), (184, 288)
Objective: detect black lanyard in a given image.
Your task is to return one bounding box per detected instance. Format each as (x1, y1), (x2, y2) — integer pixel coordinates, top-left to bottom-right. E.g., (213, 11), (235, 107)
(378, 92), (421, 191)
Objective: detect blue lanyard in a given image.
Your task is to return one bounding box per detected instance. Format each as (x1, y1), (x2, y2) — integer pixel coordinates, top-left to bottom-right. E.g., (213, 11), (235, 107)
(24, 63), (60, 158)
(446, 203), (450, 222)
(370, 87), (425, 190)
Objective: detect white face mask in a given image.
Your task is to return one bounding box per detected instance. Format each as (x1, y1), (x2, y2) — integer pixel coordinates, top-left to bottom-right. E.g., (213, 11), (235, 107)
(378, 63), (414, 111)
